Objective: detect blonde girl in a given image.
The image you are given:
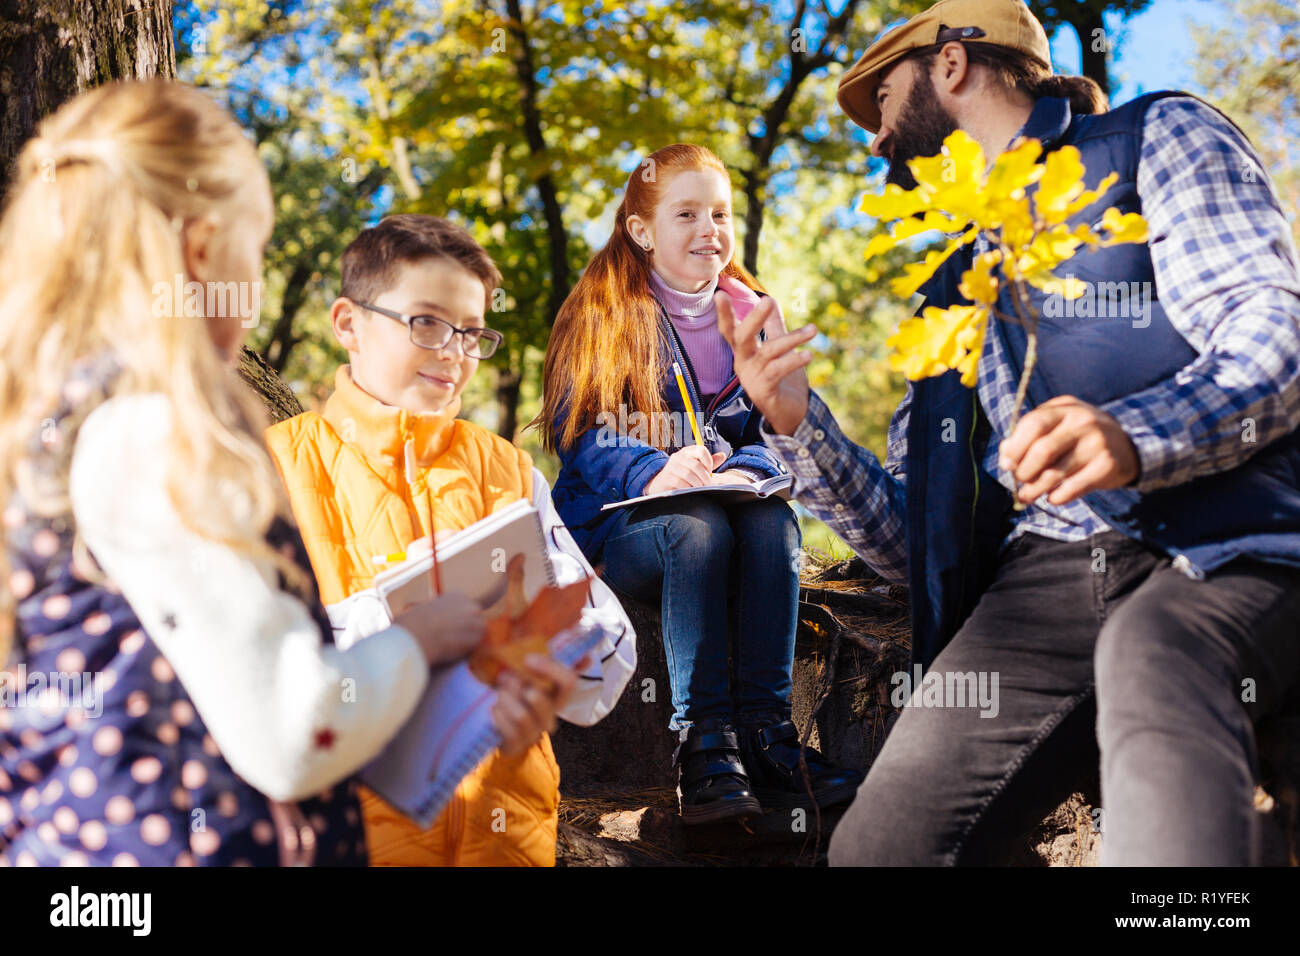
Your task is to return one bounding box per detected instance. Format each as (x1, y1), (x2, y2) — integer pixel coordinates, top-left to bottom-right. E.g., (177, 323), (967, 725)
(0, 80), (569, 866)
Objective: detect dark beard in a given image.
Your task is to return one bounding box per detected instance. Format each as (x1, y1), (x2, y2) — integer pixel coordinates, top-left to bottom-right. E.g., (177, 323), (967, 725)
(882, 68), (960, 191)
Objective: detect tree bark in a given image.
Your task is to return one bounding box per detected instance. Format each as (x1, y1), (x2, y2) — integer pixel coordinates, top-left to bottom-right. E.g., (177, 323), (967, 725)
(0, 0), (175, 199)
(238, 347), (305, 424)
(263, 261), (313, 374)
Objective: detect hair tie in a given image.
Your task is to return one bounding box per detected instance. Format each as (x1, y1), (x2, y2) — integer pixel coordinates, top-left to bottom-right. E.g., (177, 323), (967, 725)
(27, 137), (123, 178)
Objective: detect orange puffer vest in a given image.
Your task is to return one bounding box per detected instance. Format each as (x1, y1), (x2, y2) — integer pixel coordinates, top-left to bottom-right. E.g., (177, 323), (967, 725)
(265, 365), (560, 866)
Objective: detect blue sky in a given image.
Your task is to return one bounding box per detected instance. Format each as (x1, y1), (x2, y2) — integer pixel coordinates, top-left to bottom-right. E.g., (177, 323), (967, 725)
(1051, 0), (1223, 101)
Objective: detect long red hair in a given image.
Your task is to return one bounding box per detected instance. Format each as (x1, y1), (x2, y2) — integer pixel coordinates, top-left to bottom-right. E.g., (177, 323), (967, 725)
(537, 144), (764, 453)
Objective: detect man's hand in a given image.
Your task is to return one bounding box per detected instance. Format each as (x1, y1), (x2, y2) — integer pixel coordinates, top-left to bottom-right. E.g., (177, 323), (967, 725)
(716, 292), (815, 436)
(998, 395), (1140, 505)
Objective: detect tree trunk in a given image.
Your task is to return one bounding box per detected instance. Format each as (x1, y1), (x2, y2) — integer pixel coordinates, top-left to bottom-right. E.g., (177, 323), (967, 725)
(502, 0), (570, 325)
(496, 364), (522, 441)
(0, 0), (301, 423)
(733, 0), (862, 277)
(263, 261), (313, 373)
(238, 347), (304, 424)
(1075, 9), (1112, 101)
(0, 0), (175, 199)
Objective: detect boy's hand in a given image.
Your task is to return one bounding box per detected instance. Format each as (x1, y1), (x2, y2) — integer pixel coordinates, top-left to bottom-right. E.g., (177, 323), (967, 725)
(492, 653), (579, 757)
(644, 446), (726, 494)
(717, 291), (815, 436)
(394, 592), (485, 667)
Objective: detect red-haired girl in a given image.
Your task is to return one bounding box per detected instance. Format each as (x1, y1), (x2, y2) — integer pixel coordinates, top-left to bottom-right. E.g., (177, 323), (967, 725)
(538, 144), (862, 824)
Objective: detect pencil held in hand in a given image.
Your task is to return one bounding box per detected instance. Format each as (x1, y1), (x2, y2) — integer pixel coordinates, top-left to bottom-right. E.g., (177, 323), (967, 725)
(672, 362), (705, 447)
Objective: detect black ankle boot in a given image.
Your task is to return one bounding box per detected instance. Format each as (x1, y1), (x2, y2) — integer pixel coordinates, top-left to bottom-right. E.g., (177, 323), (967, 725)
(739, 718), (865, 810)
(673, 717), (762, 825)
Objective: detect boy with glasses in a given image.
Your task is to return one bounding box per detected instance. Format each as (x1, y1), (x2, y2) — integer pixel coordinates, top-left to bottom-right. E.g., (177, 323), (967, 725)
(266, 214), (636, 866)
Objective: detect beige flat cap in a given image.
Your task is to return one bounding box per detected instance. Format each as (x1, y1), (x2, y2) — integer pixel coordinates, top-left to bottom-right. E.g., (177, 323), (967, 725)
(838, 0), (1052, 134)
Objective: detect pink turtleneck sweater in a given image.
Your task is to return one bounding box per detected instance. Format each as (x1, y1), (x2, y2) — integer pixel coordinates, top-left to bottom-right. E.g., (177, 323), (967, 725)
(648, 268), (735, 400)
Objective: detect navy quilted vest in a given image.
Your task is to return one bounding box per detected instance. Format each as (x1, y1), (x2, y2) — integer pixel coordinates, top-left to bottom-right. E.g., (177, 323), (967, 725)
(908, 92), (1300, 670)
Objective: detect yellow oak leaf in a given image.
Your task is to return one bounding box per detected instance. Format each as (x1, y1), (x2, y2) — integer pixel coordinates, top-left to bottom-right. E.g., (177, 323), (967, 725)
(886, 304), (987, 384)
(1014, 224), (1086, 285)
(858, 182), (930, 221)
(954, 308), (991, 387)
(1099, 206), (1149, 245)
(862, 231), (899, 261)
(889, 227), (979, 299)
(958, 251), (1003, 306)
(985, 137), (1044, 204)
(1034, 146), (1087, 225)
(1061, 171), (1119, 219)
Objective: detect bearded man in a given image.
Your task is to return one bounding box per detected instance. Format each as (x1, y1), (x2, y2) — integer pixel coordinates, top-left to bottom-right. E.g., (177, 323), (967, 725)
(718, 0), (1300, 865)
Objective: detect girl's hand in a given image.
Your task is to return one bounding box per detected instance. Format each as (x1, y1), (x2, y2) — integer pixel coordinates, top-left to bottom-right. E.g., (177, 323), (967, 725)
(394, 592), (486, 667)
(644, 446), (727, 494)
(708, 470), (754, 486)
(492, 653), (580, 757)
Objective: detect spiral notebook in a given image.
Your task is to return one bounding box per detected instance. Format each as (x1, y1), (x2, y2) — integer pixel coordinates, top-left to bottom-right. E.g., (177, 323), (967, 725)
(359, 500), (583, 827)
(360, 620), (604, 828)
(372, 498), (556, 615)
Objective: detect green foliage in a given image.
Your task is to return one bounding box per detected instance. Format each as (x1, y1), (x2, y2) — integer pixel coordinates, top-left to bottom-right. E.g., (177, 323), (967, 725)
(1191, 0), (1300, 248)
(756, 166), (912, 460)
(176, 0), (938, 555)
(178, 0), (390, 397)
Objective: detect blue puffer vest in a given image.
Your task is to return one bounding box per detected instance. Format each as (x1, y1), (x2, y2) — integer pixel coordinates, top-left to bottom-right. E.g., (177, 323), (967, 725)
(909, 92), (1300, 671)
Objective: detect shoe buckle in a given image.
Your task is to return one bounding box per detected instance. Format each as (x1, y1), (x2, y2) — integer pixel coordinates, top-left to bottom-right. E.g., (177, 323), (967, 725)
(755, 721), (795, 751)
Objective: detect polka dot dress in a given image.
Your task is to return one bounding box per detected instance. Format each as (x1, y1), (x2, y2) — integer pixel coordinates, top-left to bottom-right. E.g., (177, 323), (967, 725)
(0, 358), (367, 866)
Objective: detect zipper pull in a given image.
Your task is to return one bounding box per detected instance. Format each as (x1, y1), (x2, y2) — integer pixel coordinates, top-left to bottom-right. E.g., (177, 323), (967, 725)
(703, 423), (719, 443)
(403, 436), (427, 539)
(403, 437), (416, 486)
(1171, 553), (1205, 581)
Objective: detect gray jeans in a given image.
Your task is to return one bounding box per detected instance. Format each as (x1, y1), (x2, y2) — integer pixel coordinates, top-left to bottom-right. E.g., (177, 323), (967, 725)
(828, 530), (1300, 866)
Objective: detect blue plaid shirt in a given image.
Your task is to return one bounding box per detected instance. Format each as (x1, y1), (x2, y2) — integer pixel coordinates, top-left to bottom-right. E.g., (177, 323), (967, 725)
(763, 96), (1300, 585)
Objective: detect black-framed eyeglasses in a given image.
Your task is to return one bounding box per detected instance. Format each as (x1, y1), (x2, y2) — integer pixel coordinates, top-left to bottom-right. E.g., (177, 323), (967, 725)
(356, 302), (503, 359)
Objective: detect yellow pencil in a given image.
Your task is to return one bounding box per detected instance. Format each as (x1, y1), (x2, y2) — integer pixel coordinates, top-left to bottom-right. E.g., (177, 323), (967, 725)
(672, 362), (704, 446)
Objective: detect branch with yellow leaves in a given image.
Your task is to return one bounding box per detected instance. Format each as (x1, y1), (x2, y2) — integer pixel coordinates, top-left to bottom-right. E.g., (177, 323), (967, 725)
(859, 130), (1149, 434)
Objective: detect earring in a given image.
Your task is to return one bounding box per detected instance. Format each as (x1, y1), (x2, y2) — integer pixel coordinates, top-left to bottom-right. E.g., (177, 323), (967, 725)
(643, 242), (652, 251)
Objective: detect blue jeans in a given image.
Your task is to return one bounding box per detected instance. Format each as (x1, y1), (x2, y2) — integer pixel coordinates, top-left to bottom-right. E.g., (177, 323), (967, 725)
(599, 495), (801, 732)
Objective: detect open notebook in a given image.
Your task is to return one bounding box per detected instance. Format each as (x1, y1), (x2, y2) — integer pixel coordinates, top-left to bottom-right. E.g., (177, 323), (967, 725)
(358, 500), (585, 827)
(601, 472), (793, 512)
